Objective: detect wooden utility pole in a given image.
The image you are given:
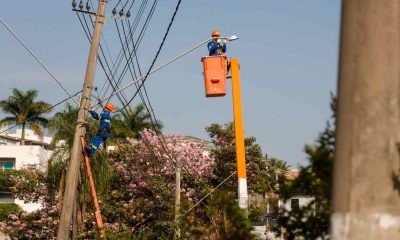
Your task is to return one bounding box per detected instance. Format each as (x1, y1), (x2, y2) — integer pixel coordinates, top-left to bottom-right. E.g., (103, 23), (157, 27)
(57, 0), (107, 239)
(331, 1), (400, 239)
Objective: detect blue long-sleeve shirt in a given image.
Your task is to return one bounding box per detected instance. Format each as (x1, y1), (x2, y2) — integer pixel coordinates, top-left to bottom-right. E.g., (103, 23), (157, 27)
(207, 40), (226, 56)
(90, 111), (111, 130)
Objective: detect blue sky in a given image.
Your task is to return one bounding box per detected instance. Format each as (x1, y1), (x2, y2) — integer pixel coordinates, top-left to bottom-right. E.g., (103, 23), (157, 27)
(0, 0), (341, 168)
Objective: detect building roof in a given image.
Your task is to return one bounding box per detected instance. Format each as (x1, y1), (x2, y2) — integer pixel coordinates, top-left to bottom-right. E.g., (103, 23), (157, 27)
(0, 133), (51, 148)
(285, 170), (300, 181)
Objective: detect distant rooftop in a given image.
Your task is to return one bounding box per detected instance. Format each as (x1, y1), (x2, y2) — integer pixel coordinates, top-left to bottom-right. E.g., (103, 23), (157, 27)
(0, 128), (52, 148)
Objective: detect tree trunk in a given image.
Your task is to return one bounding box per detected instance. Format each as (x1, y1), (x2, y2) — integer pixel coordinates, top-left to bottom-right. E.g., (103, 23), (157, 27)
(21, 123), (25, 145)
(57, 170), (66, 209)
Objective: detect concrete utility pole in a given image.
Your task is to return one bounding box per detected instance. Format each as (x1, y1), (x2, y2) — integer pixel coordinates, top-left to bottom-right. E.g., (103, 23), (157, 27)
(331, 1), (400, 239)
(57, 0), (107, 239)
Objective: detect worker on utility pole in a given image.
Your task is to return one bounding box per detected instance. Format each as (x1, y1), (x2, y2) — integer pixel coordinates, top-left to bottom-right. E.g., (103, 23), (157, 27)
(208, 30), (226, 56)
(85, 102), (114, 157)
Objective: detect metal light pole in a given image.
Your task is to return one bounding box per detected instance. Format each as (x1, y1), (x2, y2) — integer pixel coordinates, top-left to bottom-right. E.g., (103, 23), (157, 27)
(230, 58), (249, 210)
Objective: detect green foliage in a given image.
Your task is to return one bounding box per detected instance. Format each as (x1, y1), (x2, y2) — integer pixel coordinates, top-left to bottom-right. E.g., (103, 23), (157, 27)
(47, 103), (78, 148)
(273, 95), (336, 240)
(206, 123), (285, 194)
(46, 152), (68, 198)
(111, 103), (163, 141)
(176, 123), (289, 239)
(0, 169), (41, 193)
(0, 203), (20, 221)
(0, 170), (18, 192)
(182, 190), (256, 240)
(0, 88), (51, 142)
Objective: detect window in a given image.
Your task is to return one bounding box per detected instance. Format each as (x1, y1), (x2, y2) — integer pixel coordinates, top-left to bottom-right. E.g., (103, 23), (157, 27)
(0, 192), (14, 203)
(291, 198), (300, 210)
(0, 158), (15, 170)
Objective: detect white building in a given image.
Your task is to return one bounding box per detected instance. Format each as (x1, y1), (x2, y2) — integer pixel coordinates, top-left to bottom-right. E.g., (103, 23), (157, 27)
(0, 128), (53, 212)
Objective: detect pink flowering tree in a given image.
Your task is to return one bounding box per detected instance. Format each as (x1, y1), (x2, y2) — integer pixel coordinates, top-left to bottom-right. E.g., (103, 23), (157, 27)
(0, 129), (215, 239)
(100, 129), (215, 238)
(0, 170), (60, 239)
(0, 125), (280, 239)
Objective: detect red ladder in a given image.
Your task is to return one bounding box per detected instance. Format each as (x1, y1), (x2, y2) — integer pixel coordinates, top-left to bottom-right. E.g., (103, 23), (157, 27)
(80, 136), (105, 238)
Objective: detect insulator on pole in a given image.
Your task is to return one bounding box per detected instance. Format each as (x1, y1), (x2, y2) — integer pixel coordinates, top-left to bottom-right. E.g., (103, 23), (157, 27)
(119, 9), (124, 17)
(79, 0), (84, 10)
(126, 10), (131, 18)
(72, 0), (77, 9)
(112, 8), (117, 15)
(86, 2), (91, 11)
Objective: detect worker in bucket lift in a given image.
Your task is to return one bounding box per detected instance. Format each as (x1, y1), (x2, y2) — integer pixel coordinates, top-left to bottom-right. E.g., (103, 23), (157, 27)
(208, 30), (226, 56)
(85, 102), (114, 157)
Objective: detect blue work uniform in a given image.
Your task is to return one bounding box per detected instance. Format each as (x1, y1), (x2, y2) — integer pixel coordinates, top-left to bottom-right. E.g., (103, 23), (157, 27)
(207, 40), (226, 56)
(87, 111), (111, 157)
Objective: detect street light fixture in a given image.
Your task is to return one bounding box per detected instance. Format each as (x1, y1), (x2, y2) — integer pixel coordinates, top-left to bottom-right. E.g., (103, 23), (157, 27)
(227, 35), (239, 41)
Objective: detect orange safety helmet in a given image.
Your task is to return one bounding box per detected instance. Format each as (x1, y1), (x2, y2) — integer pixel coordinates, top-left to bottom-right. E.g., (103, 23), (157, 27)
(211, 30), (220, 37)
(105, 103), (115, 112)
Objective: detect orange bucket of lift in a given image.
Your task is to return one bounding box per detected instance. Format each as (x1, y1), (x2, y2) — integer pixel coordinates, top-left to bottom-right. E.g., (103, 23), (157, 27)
(201, 56), (228, 97)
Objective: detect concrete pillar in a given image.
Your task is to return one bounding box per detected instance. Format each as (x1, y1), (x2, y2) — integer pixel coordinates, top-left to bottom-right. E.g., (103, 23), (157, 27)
(331, 1), (400, 239)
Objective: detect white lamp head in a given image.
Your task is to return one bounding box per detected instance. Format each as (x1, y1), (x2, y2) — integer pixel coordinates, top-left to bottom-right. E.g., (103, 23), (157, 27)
(228, 35), (239, 41)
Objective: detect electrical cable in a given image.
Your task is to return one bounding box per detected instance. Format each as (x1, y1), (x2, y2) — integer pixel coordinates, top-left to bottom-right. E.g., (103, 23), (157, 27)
(105, 0), (157, 113)
(183, 171), (237, 216)
(119, 19), (151, 117)
(127, 0), (136, 12)
(93, 37), (211, 108)
(0, 17), (79, 106)
(96, 0), (149, 102)
(96, 0), (149, 106)
(135, 0), (158, 48)
(0, 90), (82, 135)
(121, 0), (183, 162)
(117, 0), (182, 115)
(77, 12), (132, 121)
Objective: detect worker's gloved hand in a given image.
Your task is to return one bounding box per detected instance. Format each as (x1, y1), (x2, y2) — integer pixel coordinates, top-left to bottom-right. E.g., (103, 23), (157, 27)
(222, 39), (227, 44)
(89, 108), (95, 112)
(216, 38), (222, 43)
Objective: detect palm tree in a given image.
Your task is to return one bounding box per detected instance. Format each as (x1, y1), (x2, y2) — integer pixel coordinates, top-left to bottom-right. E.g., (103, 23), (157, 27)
(47, 103), (78, 148)
(0, 88), (52, 145)
(112, 103), (163, 140)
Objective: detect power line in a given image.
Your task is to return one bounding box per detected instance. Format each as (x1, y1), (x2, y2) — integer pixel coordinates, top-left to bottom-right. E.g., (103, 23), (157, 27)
(125, 0), (183, 166)
(118, 0), (183, 112)
(97, 0), (149, 106)
(81, 13), (131, 106)
(183, 171), (236, 216)
(0, 17), (80, 107)
(76, 12), (132, 122)
(117, 19), (151, 118)
(0, 91), (82, 135)
(93, 37), (211, 108)
(119, 7), (157, 118)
